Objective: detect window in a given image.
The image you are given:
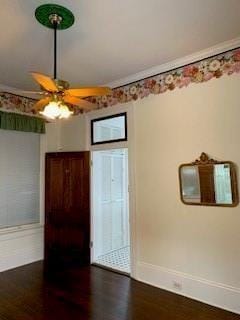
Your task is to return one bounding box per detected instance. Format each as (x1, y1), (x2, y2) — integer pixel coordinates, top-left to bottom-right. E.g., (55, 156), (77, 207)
(0, 129), (40, 229)
(91, 113), (127, 145)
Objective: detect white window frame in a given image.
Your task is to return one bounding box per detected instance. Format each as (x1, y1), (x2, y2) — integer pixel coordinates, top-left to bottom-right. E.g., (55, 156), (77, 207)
(0, 133), (45, 235)
(91, 112), (127, 145)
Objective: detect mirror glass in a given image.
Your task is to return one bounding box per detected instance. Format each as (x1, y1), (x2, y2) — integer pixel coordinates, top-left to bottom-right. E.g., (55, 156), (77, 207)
(179, 153), (238, 207)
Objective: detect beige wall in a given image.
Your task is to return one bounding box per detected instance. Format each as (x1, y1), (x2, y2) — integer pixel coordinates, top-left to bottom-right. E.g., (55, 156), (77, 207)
(45, 114), (87, 152)
(133, 74), (240, 310)
(42, 75), (240, 312)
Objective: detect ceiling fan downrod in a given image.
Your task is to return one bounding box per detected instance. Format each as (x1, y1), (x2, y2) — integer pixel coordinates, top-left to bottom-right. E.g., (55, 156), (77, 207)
(35, 4), (75, 82)
(49, 14), (62, 80)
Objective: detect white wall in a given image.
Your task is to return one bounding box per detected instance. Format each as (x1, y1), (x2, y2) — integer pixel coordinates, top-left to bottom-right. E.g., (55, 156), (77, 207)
(133, 74), (240, 313)
(45, 114), (87, 152)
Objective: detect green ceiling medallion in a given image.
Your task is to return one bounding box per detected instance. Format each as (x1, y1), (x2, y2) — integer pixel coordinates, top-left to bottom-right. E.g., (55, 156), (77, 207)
(35, 4), (75, 30)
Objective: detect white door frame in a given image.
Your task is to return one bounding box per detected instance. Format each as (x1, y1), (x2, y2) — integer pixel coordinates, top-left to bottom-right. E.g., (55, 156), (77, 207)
(86, 102), (137, 278)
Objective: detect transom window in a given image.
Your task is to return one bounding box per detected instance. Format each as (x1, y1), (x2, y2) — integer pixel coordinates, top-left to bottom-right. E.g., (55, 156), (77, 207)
(91, 113), (127, 145)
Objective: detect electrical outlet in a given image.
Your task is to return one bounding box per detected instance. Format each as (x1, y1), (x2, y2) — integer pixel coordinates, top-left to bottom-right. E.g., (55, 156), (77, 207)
(173, 281), (182, 290)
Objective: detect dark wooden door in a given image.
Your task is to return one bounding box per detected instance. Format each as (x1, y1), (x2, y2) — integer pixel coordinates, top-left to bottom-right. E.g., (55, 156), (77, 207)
(45, 152), (90, 272)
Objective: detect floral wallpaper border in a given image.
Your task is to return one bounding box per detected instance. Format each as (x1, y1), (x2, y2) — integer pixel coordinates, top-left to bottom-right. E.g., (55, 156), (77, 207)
(1, 47), (240, 115)
(0, 92), (37, 116)
(89, 47), (240, 109)
(0, 92), (83, 116)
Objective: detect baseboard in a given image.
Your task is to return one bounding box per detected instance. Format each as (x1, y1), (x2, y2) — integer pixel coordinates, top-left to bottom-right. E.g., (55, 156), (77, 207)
(0, 226), (44, 272)
(136, 261), (240, 315)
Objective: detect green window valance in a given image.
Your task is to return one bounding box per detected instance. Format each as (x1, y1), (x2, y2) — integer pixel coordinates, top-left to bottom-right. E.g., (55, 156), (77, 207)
(0, 111), (45, 134)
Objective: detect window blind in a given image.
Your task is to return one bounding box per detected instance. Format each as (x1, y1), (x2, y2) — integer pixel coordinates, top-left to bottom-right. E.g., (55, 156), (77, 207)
(0, 129), (40, 228)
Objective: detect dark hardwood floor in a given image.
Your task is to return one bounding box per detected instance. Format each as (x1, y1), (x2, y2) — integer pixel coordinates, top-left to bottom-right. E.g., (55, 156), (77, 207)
(0, 262), (238, 320)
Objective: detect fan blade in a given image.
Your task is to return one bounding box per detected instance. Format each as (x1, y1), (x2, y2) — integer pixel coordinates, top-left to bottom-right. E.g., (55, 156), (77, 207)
(30, 72), (58, 92)
(33, 97), (51, 110)
(63, 95), (96, 109)
(65, 87), (111, 97)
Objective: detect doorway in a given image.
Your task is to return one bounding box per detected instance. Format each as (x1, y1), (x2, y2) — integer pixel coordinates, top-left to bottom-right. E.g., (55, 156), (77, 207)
(92, 148), (130, 274)
(45, 152), (90, 272)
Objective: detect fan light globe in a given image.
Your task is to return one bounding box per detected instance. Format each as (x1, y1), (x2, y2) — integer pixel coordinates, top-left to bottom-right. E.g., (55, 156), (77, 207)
(59, 104), (73, 119)
(39, 101), (61, 119)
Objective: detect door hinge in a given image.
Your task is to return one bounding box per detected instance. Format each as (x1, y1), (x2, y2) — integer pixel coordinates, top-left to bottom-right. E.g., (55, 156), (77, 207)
(90, 241), (93, 248)
(90, 160), (93, 167)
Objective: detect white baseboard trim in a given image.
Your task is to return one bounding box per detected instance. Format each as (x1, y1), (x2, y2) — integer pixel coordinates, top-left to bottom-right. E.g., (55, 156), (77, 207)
(136, 261), (240, 315)
(0, 226), (44, 272)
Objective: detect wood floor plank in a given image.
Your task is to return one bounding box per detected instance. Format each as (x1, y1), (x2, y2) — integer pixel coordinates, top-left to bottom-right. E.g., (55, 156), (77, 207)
(0, 262), (238, 320)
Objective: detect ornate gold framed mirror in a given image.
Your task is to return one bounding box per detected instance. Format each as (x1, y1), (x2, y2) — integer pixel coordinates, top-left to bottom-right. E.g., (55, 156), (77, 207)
(179, 153), (239, 207)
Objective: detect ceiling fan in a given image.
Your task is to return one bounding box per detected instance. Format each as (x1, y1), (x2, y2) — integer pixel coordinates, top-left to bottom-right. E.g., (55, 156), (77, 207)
(23, 4), (111, 119)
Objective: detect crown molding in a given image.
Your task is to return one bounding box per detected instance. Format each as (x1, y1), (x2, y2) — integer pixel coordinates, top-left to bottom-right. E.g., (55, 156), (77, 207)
(106, 37), (240, 88)
(0, 84), (39, 100)
(0, 84), (23, 93)
(1, 37), (240, 95)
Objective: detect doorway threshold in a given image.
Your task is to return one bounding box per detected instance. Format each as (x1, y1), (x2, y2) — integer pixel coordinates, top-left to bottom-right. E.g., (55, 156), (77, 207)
(92, 262), (130, 277)
(93, 246), (130, 275)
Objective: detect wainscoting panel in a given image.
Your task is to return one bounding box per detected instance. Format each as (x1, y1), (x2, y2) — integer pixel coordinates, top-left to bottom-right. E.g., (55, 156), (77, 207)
(0, 226), (43, 272)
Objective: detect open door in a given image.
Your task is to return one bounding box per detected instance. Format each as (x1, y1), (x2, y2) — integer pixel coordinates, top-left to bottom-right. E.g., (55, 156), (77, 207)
(92, 148), (130, 274)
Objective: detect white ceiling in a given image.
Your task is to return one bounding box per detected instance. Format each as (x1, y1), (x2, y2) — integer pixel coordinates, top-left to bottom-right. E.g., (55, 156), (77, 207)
(0, 0), (240, 91)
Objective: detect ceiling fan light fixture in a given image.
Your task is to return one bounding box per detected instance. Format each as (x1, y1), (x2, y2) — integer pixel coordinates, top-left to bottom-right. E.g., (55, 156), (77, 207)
(31, 4), (111, 119)
(58, 104), (73, 119)
(39, 101), (61, 119)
